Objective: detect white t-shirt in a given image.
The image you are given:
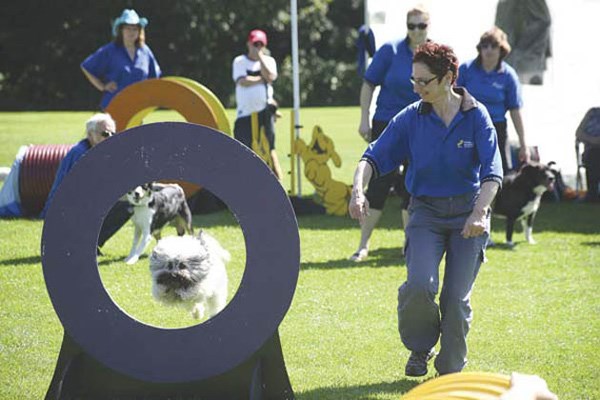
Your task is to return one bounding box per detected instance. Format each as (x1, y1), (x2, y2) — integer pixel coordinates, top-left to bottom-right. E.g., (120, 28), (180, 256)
(232, 54), (277, 118)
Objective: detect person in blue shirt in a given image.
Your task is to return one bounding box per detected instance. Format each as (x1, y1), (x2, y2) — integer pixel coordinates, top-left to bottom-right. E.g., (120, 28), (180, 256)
(349, 42), (503, 377)
(576, 107), (600, 203)
(456, 27), (530, 173)
(41, 113), (132, 253)
(350, 6), (430, 262)
(81, 9), (161, 111)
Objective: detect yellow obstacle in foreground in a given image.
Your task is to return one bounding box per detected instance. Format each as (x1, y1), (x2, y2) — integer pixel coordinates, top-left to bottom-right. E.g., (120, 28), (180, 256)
(293, 125), (351, 216)
(402, 372), (511, 400)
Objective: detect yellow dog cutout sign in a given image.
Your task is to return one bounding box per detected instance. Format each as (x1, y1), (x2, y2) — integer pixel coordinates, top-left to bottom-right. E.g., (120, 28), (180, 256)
(251, 112), (274, 171)
(294, 126), (351, 216)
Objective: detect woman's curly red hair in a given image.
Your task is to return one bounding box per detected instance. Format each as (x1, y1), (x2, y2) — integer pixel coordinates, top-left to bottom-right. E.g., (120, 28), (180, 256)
(413, 42), (459, 84)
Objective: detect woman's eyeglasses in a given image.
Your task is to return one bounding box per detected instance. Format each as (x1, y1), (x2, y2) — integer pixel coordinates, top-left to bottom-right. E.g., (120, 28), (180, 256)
(100, 130), (114, 138)
(410, 75), (438, 87)
(407, 23), (428, 30)
(480, 42), (499, 49)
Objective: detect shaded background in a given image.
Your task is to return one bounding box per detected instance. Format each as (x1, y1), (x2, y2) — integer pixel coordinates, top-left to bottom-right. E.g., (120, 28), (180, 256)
(0, 0), (363, 110)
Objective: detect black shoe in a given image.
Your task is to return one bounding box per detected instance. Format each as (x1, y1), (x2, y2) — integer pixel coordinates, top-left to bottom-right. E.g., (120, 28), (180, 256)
(405, 349), (436, 377)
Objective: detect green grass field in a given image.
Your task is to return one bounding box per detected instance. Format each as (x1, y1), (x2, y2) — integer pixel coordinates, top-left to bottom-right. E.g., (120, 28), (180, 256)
(0, 110), (599, 399)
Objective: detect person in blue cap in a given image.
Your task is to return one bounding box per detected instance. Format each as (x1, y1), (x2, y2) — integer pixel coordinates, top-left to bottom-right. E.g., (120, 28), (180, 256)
(456, 27), (530, 173)
(349, 42), (502, 377)
(349, 6), (430, 262)
(81, 9), (161, 110)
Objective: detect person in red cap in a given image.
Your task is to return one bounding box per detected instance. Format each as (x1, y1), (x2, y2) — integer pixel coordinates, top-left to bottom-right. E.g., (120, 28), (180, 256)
(232, 29), (283, 179)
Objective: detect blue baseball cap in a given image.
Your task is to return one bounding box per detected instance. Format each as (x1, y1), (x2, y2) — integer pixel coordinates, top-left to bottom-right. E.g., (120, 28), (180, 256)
(112, 9), (148, 37)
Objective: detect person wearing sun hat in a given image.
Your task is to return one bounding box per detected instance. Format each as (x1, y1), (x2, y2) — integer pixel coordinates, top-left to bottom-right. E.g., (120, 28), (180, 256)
(81, 9), (161, 110)
(232, 29), (283, 180)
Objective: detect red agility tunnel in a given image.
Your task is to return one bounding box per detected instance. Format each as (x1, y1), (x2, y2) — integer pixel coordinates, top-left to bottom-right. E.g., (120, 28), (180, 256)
(19, 144), (74, 217)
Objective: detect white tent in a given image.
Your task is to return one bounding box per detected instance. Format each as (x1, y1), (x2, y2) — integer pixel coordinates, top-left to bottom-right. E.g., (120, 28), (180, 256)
(363, 0), (600, 186)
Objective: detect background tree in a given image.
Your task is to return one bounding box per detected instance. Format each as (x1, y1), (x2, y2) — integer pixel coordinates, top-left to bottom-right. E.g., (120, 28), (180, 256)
(0, 0), (362, 110)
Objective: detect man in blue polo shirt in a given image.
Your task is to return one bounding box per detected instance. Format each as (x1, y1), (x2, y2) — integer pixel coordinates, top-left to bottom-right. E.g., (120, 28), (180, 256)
(41, 113), (132, 253)
(350, 43), (502, 377)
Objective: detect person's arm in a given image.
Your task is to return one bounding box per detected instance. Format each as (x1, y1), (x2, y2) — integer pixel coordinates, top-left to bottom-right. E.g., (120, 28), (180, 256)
(348, 160), (373, 223)
(509, 108), (530, 162)
(500, 372), (558, 400)
(236, 75), (265, 87)
(81, 66), (116, 93)
(257, 52), (277, 83)
(461, 180), (500, 238)
(576, 109), (600, 146)
(359, 81), (375, 141)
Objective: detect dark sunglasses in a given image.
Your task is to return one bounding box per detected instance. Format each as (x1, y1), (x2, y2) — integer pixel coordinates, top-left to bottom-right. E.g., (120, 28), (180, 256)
(410, 75), (438, 87)
(253, 42), (265, 48)
(100, 130), (114, 138)
(480, 42), (499, 49)
(407, 23), (428, 30)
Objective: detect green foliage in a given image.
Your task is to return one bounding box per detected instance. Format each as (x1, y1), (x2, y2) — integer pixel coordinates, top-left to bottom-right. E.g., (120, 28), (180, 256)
(0, 110), (599, 399)
(0, 0), (363, 110)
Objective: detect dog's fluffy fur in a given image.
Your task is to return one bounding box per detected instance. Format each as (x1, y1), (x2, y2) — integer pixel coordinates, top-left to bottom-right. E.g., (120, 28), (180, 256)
(149, 231), (229, 319)
(124, 183), (193, 264)
(493, 163), (555, 247)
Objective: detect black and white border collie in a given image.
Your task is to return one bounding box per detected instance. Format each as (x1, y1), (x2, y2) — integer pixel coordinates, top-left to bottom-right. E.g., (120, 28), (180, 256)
(493, 163), (555, 247)
(124, 182), (193, 264)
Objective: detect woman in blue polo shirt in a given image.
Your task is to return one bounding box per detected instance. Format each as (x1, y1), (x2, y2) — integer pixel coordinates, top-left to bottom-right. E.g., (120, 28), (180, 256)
(81, 9), (161, 111)
(350, 6), (430, 262)
(456, 27), (529, 172)
(349, 42), (502, 377)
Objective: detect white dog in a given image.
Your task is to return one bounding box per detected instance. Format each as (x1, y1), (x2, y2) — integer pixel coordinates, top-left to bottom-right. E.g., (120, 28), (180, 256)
(124, 183), (193, 265)
(149, 231), (229, 320)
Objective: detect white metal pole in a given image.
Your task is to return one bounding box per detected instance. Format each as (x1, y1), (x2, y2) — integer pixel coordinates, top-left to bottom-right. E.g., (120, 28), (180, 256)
(291, 0), (302, 196)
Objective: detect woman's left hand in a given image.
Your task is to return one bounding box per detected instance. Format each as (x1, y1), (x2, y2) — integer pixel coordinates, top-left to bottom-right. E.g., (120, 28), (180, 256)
(519, 146), (531, 163)
(461, 208), (487, 238)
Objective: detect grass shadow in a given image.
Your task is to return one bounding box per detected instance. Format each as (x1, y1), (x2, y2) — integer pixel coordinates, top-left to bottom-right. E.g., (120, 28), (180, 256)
(297, 378), (420, 400)
(302, 246), (405, 270)
(486, 242), (518, 251)
(581, 241), (600, 247)
(492, 202), (600, 235)
(96, 255), (140, 266)
(190, 196), (407, 231)
(0, 255), (41, 266)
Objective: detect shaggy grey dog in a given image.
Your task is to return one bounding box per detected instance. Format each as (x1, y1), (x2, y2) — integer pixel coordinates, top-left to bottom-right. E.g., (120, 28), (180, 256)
(149, 231), (229, 319)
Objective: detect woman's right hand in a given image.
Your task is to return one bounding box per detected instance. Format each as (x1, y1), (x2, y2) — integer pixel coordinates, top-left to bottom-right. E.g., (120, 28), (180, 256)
(104, 81), (118, 93)
(358, 119), (371, 142)
(349, 190), (370, 223)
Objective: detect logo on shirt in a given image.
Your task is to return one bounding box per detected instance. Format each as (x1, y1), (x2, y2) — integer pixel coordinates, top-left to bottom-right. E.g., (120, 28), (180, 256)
(457, 139), (474, 149)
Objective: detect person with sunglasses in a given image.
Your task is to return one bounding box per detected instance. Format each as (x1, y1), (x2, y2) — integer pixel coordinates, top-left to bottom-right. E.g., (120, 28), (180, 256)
(349, 42), (502, 377)
(456, 27), (530, 173)
(232, 29), (283, 180)
(41, 114), (132, 253)
(350, 6), (430, 262)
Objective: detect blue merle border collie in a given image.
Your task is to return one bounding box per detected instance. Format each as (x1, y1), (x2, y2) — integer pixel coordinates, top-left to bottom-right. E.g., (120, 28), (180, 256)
(493, 163), (555, 247)
(124, 182), (193, 264)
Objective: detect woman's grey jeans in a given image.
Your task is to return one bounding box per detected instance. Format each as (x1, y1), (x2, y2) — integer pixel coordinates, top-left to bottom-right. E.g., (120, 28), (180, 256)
(399, 191), (489, 375)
